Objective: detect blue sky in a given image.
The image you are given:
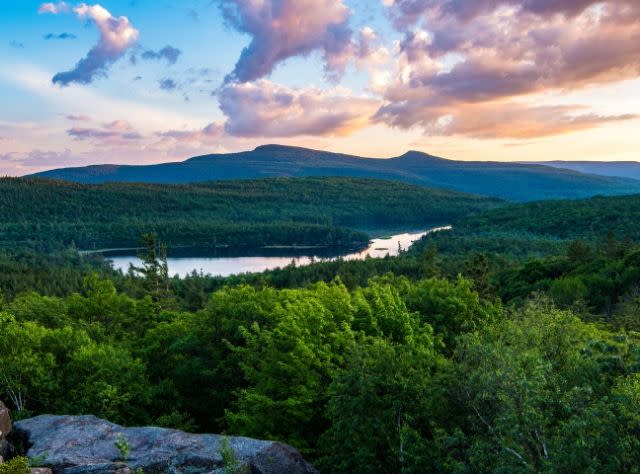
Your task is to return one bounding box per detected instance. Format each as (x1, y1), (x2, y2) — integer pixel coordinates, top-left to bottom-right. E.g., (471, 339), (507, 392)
(1, 0), (639, 175)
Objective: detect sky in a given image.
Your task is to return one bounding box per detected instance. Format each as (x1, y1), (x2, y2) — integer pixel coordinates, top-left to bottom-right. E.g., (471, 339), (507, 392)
(1, 0), (639, 176)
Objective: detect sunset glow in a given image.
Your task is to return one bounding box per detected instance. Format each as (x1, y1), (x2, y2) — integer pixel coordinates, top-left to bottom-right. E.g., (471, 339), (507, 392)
(1, 0), (639, 175)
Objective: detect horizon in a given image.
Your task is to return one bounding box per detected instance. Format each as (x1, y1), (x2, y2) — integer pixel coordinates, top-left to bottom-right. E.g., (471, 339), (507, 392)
(1, 0), (640, 176)
(17, 143), (640, 177)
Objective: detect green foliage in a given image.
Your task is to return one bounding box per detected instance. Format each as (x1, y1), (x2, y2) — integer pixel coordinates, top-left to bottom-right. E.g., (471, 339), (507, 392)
(220, 437), (247, 474)
(549, 276), (588, 310)
(0, 177), (499, 251)
(0, 249), (115, 302)
(63, 342), (150, 423)
(0, 457), (30, 474)
(114, 433), (131, 462)
(457, 194), (640, 242)
(404, 276), (502, 351)
(132, 233), (173, 310)
(0, 312), (59, 412)
(450, 300), (640, 473)
(320, 334), (444, 473)
(0, 304), (152, 423)
(226, 281), (358, 452)
(5, 186), (640, 474)
(26, 454), (48, 469)
(6, 259), (640, 472)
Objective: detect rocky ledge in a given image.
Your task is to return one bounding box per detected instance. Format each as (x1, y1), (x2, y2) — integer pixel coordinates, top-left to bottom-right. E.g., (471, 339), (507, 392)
(10, 414), (317, 474)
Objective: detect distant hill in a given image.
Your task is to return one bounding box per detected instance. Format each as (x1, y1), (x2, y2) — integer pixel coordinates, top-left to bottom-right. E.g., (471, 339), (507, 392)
(30, 144), (640, 202)
(0, 176), (500, 251)
(411, 191), (640, 261)
(460, 193), (640, 242)
(523, 161), (640, 181)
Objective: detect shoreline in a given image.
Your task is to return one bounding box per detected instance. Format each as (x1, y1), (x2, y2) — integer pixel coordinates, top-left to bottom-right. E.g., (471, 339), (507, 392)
(78, 226), (452, 257)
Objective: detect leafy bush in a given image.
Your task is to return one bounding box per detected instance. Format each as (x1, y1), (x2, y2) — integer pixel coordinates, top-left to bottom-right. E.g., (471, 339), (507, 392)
(0, 457), (30, 474)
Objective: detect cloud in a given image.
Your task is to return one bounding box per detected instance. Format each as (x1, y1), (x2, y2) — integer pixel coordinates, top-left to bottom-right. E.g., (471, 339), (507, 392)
(67, 120), (143, 144)
(355, 27), (390, 67)
(52, 4), (139, 86)
(156, 122), (224, 145)
(44, 32), (77, 40)
(220, 0), (353, 83)
(383, 102), (638, 138)
(3, 148), (79, 167)
(159, 78), (177, 91)
(384, 0), (636, 27)
(38, 2), (70, 14)
(141, 45), (182, 65)
(64, 114), (92, 121)
(218, 80), (379, 137)
(322, 26), (391, 78)
(0, 148), (98, 175)
(374, 0), (640, 138)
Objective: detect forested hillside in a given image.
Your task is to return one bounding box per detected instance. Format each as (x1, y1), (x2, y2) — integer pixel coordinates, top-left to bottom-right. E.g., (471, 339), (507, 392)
(4, 243), (640, 472)
(4, 180), (640, 473)
(407, 192), (640, 264)
(0, 177), (500, 251)
(460, 194), (640, 240)
(30, 144), (640, 201)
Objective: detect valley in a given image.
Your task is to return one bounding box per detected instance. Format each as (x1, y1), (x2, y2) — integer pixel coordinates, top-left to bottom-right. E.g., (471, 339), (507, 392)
(107, 227), (449, 277)
(3, 156), (640, 474)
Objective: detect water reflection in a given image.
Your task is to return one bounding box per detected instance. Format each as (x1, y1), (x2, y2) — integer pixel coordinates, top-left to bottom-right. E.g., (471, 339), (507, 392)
(108, 226), (451, 278)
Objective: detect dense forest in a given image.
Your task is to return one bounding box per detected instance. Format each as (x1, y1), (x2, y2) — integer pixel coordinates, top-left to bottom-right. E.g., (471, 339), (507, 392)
(0, 177), (500, 250)
(458, 193), (640, 241)
(3, 178), (640, 472)
(407, 192), (640, 264)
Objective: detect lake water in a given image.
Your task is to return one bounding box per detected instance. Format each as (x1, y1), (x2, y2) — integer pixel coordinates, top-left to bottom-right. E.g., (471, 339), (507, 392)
(108, 226), (451, 278)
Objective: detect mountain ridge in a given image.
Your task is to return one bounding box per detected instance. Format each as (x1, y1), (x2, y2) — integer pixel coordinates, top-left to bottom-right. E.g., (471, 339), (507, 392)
(29, 145), (640, 202)
(522, 160), (640, 180)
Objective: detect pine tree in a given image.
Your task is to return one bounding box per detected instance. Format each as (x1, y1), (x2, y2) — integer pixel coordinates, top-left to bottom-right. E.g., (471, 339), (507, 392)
(132, 233), (172, 308)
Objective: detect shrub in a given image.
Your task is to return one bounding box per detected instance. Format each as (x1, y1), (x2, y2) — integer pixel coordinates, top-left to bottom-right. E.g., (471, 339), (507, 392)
(0, 457), (30, 474)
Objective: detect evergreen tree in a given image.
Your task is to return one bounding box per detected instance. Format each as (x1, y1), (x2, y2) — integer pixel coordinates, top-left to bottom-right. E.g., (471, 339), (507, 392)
(132, 233), (172, 309)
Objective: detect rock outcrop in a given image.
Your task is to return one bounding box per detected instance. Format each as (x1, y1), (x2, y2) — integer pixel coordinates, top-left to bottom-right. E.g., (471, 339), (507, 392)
(14, 415), (318, 474)
(0, 400), (12, 459)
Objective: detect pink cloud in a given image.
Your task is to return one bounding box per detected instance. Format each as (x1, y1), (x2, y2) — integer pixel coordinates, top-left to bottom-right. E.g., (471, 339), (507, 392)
(385, 0), (637, 26)
(156, 123), (224, 145)
(375, 0), (640, 138)
(220, 0), (353, 83)
(52, 3), (139, 86)
(418, 103), (637, 138)
(0, 149), (92, 176)
(219, 80), (379, 137)
(38, 2), (70, 14)
(67, 120), (143, 144)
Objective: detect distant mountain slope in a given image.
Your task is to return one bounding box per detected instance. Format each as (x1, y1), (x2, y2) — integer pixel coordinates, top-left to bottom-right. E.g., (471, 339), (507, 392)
(30, 144), (640, 201)
(524, 161), (640, 181)
(0, 176), (500, 250)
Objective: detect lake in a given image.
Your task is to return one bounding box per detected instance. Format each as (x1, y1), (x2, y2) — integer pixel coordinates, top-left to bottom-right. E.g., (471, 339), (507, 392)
(108, 226), (451, 278)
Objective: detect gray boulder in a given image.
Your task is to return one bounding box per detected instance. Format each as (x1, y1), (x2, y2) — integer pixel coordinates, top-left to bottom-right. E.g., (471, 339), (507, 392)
(14, 415), (318, 474)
